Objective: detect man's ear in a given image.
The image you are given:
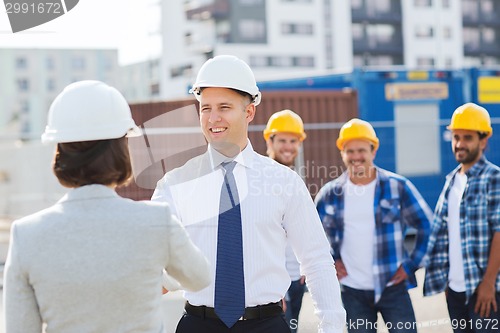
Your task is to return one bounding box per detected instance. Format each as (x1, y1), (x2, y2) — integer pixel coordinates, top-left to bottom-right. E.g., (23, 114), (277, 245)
(246, 103), (256, 123)
(479, 137), (488, 151)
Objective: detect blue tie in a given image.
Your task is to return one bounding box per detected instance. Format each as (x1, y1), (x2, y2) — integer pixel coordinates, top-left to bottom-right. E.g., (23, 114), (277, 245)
(214, 161), (245, 328)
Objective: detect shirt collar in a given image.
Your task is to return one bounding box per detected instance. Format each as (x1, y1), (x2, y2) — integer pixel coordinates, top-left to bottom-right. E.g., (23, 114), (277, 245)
(207, 139), (256, 171)
(338, 165), (380, 187)
(447, 154), (487, 181)
(465, 154), (487, 177)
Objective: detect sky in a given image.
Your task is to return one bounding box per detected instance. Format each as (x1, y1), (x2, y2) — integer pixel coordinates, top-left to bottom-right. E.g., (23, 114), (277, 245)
(0, 0), (161, 65)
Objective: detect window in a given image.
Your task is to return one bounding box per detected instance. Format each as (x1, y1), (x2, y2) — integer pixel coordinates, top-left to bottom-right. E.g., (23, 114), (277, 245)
(482, 27), (496, 43)
(482, 56), (500, 65)
(271, 56), (293, 67)
(443, 26), (452, 39)
(464, 56), (482, 66)
(415, 26), (434, 38)
(20, 100), (31, 136)
(463, 27), (480, 49)
(368, 55), (393, 66)
(46, 57), (54, 70)
(240, 0), (264, 4)
(249, 55), (269, 67)
(17, 78), (29, 91)
(20, 100), (29, 114)
(47, 78), (55, 92)
(281, 23), (313, 35)
(414, 0), (432, 7)
(16, 57), (27, 69)
(297, 23), (313, 35)
(462, 0), (478, 19)
(185, 32), (193, 45)
(367, 24), (395, 43)
(445, 58), (453, 67)
(481, 0), (493, 13)
(351, 0), (363, 9)
(103, 57), (114, 71)
(293, 56), (314, 67)
(216, 20), (231, 42)
(352, 24), (364, 40)
(416, 57), (435, 66)
(72, 57), (85, 70)
(170, 64), (193, 78)
(238, 19), (265, 40)
(150, 83), (160, 96)
(353, 55), (364, 67)
(373, 0), (391, 12)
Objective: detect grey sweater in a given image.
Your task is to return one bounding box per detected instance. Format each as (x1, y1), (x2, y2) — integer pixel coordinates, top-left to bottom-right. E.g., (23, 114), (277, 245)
(3, 185), (210, 333)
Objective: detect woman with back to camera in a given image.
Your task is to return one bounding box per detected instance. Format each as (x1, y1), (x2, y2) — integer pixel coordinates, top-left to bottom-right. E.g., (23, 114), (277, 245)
(3, 80), (210, 333)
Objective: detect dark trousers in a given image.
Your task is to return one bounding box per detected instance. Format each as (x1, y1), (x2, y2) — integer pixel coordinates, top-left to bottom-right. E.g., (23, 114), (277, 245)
(175, 313), (291, 333)
(341, 282), (417, 333)
(285, 279), (306, 333)
(446, 287), (500, 333)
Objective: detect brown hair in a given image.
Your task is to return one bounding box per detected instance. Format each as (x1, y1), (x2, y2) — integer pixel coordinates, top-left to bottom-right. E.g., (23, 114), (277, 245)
(53, 137), (132, 188)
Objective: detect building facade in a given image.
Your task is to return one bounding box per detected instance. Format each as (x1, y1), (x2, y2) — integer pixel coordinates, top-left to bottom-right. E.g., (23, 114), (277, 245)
(0, 48), (118, 141)
(154, 0), (500, 100)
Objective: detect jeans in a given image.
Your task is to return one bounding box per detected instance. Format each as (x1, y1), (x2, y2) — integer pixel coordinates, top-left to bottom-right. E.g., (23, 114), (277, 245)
(446, 287), (500, 333)
(341, 282), (417, 333)
(285, 279), (306, 333)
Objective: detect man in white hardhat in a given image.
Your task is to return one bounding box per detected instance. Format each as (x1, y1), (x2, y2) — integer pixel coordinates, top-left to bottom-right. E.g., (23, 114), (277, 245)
(4, 80), (210, 333)
(153, 55), (345, 333)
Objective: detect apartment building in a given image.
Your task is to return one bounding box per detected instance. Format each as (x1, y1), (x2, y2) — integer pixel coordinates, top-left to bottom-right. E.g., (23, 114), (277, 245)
(0, 49), (118, 141)
(120, 58), (161, 103)
(151, 0), (500, 100)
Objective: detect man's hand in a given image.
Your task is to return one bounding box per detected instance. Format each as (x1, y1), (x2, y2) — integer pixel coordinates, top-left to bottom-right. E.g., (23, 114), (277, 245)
(388, 265), (408, 286)
(335, 259), (347, 280)
(474, 280), (497, 318)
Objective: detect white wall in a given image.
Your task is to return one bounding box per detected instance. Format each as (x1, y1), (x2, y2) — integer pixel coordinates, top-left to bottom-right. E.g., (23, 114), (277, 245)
(330, 0), (353, 69)
(402, 0), (463, 68)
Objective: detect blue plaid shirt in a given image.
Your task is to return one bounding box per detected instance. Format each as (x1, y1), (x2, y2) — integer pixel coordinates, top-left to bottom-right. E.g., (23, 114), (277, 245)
(424, 156), (500, 302)
(315, 167), (432, 302)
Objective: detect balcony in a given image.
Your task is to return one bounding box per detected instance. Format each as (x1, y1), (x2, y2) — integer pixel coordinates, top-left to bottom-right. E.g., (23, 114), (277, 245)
(464, 42), (500, 56)
(353, 36), (403, 55)
(351, 1), (402, 24)
(463, 11), (500, 27)
(186, 0), (230, 21)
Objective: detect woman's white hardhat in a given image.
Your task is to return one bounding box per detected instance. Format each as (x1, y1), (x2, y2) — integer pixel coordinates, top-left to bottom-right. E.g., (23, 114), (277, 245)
(41, 80), (142, 144)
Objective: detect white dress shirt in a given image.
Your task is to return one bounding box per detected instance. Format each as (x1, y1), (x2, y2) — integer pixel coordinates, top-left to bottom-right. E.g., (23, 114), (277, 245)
(152, 141), (345, 333)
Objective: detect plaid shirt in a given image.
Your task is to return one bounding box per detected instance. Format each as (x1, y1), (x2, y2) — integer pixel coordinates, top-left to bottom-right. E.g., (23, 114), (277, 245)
(424, 155), (500, 302)
(315, 167), (432, 302)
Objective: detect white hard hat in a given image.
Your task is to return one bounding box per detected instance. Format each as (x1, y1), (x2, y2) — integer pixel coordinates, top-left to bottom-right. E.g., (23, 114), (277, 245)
(189, 55), (262, 106)
(41, 80), (142, 144)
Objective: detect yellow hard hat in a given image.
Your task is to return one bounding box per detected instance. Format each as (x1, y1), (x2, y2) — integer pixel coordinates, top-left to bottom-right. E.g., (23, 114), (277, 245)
(447, 103), (492, 137)
(263, 109), (307, 141)
(336, 118), (379, 150)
